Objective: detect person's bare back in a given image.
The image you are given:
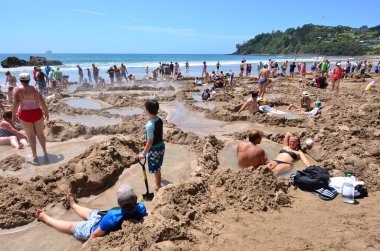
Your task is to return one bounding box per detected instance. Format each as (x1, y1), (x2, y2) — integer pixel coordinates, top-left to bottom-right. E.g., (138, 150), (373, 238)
(237, 131), (267, 168)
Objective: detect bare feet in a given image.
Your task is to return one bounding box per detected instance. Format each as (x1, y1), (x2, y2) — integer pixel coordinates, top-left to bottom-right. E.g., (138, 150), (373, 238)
(31, 157), (40, 166)
(35, 209), (47, 222)
(66, 193), (75, 207)
(154, 185), (162, 192)
(44, 155), (50, 165)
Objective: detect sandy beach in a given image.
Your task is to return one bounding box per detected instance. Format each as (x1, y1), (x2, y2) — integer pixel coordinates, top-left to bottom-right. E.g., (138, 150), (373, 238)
(0, 71), (379, 250)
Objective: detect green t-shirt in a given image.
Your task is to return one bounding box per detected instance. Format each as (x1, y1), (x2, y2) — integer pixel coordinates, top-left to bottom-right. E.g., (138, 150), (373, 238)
(54, 70), (62, 80)
(321, 63), (327, 71)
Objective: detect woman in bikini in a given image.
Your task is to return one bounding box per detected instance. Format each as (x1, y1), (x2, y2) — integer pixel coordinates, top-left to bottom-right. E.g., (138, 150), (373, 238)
(12, 73), (49, 165)
(0, 110), (28, 149)
(267, 132), (308, 175)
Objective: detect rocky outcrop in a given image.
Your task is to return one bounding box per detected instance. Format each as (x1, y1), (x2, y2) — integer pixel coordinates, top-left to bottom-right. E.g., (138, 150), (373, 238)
(0, 57), (29, 68)
(28, 56), (62, 67)
(1, 56), (63, 68)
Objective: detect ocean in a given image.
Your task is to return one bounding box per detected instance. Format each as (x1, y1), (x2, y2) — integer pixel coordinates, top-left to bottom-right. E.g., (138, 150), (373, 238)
(0, 53), (347, 85)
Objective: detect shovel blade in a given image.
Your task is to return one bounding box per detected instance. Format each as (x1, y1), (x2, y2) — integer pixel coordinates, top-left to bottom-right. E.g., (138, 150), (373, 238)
(142, 193), (154, 201)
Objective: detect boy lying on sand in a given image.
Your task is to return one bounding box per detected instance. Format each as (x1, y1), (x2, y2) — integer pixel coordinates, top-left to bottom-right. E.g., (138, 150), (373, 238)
(35, 184), (147, 247)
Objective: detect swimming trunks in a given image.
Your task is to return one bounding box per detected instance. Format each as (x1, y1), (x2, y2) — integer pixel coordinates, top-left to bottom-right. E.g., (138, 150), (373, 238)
(0, 128), (14, 137)
(147, 142), (165, 173)
(273, 160), (291, 165)
(279, 149), (298, 160)
(259, 78), (267, 85)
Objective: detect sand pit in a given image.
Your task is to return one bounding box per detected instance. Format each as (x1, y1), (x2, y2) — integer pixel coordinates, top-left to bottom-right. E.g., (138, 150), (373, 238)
(63, 98), (113, 110)
(50, 114), (123, 127)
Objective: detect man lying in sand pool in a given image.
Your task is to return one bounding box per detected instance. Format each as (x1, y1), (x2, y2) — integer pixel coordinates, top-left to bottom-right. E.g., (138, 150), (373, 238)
(35, 184), (147, 247)
(237, 91), (262, 114)
(237, 130), (268, 168)
(267, 132), (310, 175)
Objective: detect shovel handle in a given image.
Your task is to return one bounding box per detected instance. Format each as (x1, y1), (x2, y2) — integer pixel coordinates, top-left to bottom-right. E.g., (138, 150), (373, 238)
(138, 155), (147, 166)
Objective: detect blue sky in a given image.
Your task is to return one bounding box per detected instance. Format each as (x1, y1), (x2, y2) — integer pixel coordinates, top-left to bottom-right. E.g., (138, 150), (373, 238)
(1, 0), (379, 54)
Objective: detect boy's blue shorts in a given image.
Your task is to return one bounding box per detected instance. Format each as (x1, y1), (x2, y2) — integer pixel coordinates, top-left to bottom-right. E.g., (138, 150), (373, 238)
(147, 143), (165, 173)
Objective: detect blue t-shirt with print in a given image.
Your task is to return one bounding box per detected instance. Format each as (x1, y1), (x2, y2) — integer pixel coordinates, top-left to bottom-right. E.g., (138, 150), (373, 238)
(93, 203), (147, 233)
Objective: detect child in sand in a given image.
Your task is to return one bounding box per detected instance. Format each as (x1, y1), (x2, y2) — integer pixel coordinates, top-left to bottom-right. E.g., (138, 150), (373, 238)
(139, 99), (165, 191)
(35, 184), (147, 246)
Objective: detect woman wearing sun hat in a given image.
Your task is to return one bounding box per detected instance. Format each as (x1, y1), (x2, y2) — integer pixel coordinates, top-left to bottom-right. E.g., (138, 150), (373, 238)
(12, 73), (49, 165)
(331, 63), (344, 92)
(287, 91), (312, 111)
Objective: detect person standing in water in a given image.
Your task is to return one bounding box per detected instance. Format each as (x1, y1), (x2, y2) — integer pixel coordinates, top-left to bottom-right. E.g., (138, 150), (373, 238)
(120, 63), (128, 82)
(12, 73), (49, 165)
(145, 66), (149, 78)
(239, 60), (245, 77)
(4, 71), (17, 87)
(202, 61), (207, 78)
(139, 99), (165, 191)
(77, 65), (83, 85)
(87, 68), (92, 84)
(185, 61), (189, 71)
(216, 61), (221, 73)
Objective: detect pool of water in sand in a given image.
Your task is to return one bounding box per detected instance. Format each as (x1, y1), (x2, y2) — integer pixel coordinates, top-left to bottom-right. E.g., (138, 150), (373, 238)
(106, 107), (144, 116)
(194, 102), (215, 110)
(160, 101), (302, 137)
(63, 98), (112, 110)
(0, 143), (195, 251)
(218, 139), (315, 176)
(0, 136), (110, 181)
(50, 114), (122, 127)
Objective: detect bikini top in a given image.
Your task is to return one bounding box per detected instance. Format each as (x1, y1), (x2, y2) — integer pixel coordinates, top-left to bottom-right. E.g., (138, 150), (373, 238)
(17, 87), (40, 111)
(279, 149), (298, 160)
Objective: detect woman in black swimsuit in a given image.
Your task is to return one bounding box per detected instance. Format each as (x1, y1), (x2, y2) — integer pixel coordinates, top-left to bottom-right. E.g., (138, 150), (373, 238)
(267, 132), (306, 175)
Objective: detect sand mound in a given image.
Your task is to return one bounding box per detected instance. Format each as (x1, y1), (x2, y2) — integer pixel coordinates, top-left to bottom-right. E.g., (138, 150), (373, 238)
(0, 154), (25, 171)
(44, 119), (147, 142)
(85, 134), (290, 250)
(86, 166), (290, 250)
(0, 137), (140, 229)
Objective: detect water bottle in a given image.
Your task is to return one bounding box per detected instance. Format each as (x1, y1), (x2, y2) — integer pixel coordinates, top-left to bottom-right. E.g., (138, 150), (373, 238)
(341, 173), (355, 204)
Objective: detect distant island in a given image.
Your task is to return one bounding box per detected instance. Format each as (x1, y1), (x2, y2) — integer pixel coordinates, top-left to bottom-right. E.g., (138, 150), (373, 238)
(234, 24), (380, 56)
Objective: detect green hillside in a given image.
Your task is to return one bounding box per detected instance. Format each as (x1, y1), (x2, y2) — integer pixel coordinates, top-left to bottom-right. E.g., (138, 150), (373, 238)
(234, 24), (380, 56)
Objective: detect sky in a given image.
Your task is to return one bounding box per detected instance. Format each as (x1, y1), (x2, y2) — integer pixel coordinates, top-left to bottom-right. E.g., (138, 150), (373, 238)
(1, 0), (379, 54)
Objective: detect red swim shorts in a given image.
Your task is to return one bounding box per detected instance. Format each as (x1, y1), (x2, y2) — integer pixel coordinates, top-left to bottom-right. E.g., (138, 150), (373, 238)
(18, 109), (43, 123)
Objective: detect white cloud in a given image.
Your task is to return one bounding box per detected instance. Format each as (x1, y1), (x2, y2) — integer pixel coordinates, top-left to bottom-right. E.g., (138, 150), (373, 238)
(117, 25), (195, 36)
(73, 9), (106, 16)
(111, 24), (247, 40)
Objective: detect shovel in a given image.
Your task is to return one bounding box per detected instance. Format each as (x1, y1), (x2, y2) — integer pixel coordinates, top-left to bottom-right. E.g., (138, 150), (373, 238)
(138, 157), (154, 201)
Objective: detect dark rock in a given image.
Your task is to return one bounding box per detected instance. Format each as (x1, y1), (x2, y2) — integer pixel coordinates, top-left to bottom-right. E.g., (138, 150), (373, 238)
(1, 56), (31, 68)
(29, 56), (62, 66)
(1, 56), (63, 68)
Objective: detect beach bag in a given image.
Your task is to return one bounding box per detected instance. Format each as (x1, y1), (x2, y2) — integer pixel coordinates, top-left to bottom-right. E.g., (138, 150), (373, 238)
(290, 165), (330, 191)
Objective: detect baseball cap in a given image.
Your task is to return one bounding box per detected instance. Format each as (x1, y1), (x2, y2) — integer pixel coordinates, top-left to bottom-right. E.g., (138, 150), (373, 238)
(19, 73), (31, 81)
(314, 100), (322, 106)
(117, 183), (137, 207)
